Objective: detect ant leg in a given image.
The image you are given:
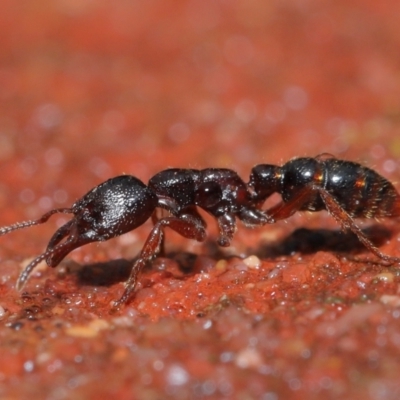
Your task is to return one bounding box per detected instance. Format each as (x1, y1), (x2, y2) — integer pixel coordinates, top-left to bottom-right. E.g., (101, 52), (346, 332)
(265, 186), (315, 222)
(151, 212), (160, 225)
(113, 213), (206, 307)
(217, 207), (274, 246)
(239, 207), (273, 227)
(319, 189), (400, 264)
(151, 211), (166, 256)
(217, 213), (240, 247)
(0, 208), (73, 236)
(152, 196), (190, 257)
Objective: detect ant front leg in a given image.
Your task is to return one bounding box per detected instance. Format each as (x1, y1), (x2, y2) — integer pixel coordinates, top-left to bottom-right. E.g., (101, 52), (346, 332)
(113, 212), (207, 307)
(319, 189), (400, 264)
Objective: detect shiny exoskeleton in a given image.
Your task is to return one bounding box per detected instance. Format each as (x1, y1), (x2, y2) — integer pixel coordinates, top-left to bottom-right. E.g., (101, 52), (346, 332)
(0, 169), (269, 307)
(0, 154), (399, 308)
(249, 154), (400, 264)
(149, 168), (269, 246)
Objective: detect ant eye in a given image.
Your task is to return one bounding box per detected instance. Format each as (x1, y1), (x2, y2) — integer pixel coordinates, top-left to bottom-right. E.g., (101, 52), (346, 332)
(196, 182), (222, 208)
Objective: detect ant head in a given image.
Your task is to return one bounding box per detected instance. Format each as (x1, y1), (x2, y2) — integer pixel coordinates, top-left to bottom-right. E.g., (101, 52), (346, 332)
(47, 175), (159, 266)
(249, 164), (282, 203)
(16, 175), (158, 290)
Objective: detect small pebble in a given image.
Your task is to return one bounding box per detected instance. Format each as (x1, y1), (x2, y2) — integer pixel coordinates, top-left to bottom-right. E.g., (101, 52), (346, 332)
(243, 255), (261, 269)
(0, 305), (6, 319)
(66, 319), (109, 338)
(235, 347), (263, 369)
(380, 294), (400, 307)
(374, 272), (394, 283)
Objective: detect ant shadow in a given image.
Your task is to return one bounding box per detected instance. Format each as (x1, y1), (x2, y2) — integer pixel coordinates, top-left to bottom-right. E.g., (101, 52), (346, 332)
(76, 224), (395, 287)
(76, 251), (201, 287)
(77, 259), (133, 287)
(257, 225), (394, 259)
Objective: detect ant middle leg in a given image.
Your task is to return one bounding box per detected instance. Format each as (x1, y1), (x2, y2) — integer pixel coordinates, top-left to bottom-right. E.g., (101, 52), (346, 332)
(114, 213), (207, 307)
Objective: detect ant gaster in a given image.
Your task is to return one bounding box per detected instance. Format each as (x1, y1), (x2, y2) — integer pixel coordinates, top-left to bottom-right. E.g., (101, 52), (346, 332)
(1, 154), (400, 308)
(249, 154), (400, 264)
(0, 169), (269, 307)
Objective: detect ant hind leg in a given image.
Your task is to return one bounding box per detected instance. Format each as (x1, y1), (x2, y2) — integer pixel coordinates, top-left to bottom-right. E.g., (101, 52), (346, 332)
(319, 189), (400, 264)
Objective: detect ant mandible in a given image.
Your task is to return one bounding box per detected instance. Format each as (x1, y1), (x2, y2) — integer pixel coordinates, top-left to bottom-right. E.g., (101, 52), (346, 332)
(0, 154), (399, 308)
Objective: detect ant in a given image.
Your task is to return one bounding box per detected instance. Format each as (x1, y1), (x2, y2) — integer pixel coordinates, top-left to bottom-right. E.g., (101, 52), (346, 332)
(0, 154), (399, 308)
(249, 153), (400, 264)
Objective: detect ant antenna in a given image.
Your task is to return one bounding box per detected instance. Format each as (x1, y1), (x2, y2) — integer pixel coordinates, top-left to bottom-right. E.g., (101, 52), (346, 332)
(0, 208), (73, 236)
(16, 237), (75, 291)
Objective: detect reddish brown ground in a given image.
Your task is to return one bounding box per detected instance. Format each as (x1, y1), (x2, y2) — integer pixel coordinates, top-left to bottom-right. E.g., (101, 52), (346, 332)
(1, 1), (400, 399)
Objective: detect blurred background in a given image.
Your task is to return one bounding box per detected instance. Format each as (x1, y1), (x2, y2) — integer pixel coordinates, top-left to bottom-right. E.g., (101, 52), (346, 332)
(0, 0), (400, 216)
(1, 3), (400, 398)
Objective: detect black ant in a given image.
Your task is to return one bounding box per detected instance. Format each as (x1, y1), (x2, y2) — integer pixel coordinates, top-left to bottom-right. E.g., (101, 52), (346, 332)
(0, 154), (399, 308)
(249, 153), (400, 264)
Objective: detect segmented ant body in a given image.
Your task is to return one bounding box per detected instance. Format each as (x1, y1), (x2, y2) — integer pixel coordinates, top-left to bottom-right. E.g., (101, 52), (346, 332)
(0, 154), (399, 307)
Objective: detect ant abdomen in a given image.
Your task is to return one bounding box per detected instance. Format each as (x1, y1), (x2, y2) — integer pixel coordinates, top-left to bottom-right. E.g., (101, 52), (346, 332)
(281, 157), (400, 218)
(250, 155), (400, 265)
(323, 159), (400, 218)
(250, 156), (400, 219)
